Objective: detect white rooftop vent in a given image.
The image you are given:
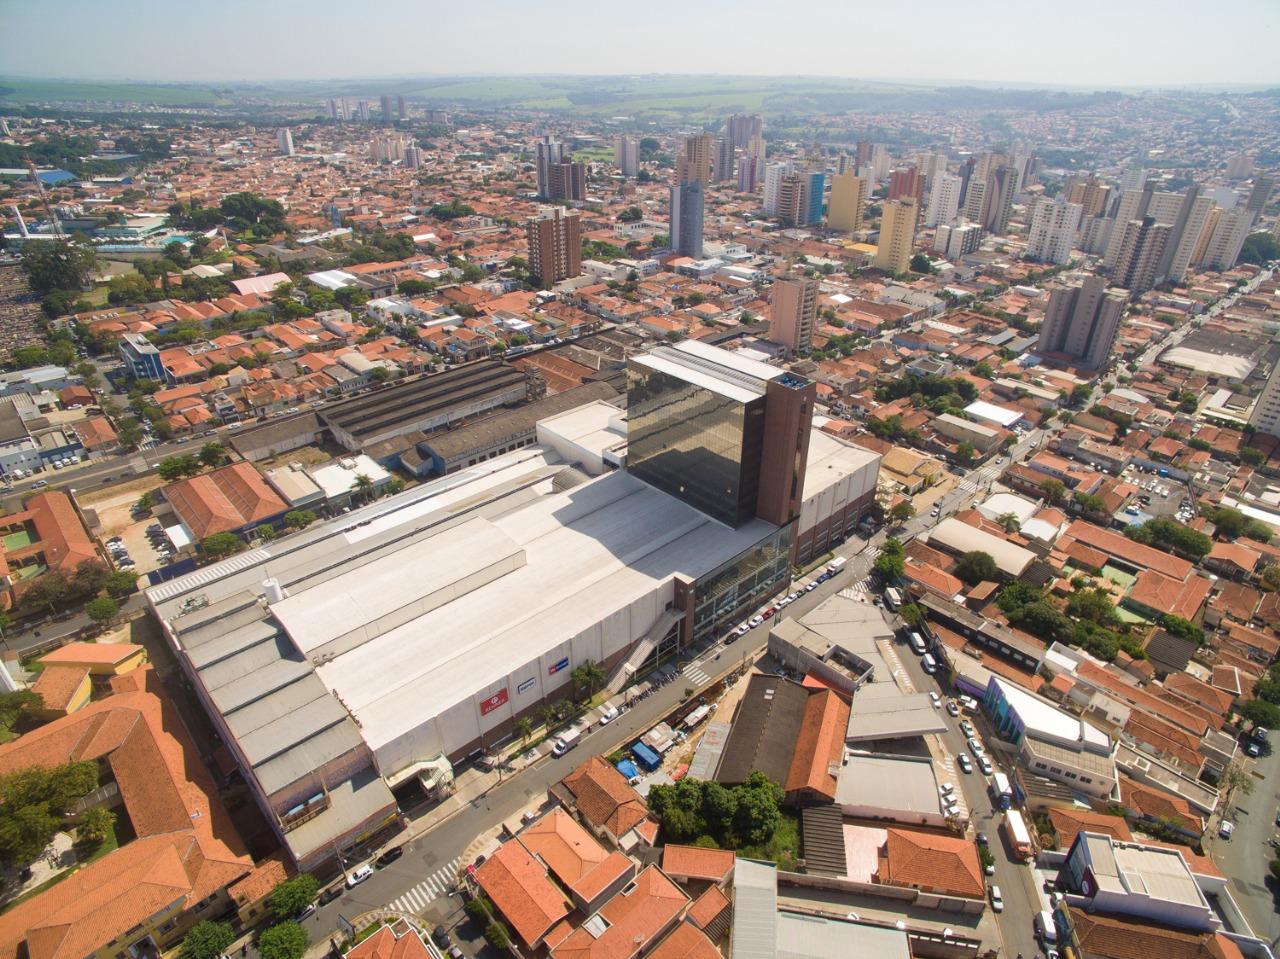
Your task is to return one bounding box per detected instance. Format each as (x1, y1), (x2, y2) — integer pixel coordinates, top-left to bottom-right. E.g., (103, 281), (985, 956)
(263, 578), (287, 604)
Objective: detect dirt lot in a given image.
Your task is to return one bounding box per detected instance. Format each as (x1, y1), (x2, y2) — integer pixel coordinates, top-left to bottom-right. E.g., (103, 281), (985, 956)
(77, 476), (170, 574)
(256, 443), (342, 470)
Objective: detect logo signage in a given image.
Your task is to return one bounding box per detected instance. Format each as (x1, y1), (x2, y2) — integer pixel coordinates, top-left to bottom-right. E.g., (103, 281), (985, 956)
(549, 657), (570, 675)
(517, 677), (536, 694)
(479, 688), (509, 715)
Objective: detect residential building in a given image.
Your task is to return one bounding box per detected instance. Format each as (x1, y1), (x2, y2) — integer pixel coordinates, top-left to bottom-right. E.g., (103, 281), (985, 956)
(276, 128), (294, 157)
(1037, 275), (1127, 369)
(162, 460), (290, 542)
(1159, 189), (1216, 283)
(888, 165), (923, 202)
(763, 161), (789, 216)
(934, 221), (982, 259)
(536, 136), (565, 199)
(713, 136), (735, 183)
(547, 161), (587, 203)
(827, 171), (868, 233)
(1112, 216), (1170, 295)
(614, 136), (638, 178)
(770, 273), (819, 352)
(527, 206), (583, 284)
(726, 113), (762, 148)
(1246, 174), (1273, 214)
(1026, 196), (1083, 264)
(1065, 175), (1111, 217)
(380, 94), (393, 123)
(1249, 359), (1280, 437)
(776, 170), (824, 227)
(1198, 205), (1255, 271)
(981, 164), (1017, 234)
(925, 172), (962, 228)
(736, 154), (759, 193)
(874, 198), (917, 274)
(676, 134), (713, 186)
(669, 180), (704, 259)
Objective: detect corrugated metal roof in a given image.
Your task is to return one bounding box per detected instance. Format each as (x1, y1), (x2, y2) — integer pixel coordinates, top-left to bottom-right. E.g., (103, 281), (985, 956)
(731, 859), (778, 959)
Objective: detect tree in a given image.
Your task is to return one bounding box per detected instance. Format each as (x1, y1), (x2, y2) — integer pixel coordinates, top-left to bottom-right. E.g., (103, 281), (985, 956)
(516, 717), (533, 745)
(889, 501), (915, 525)
(909, 252), (934, 274)
(198, 442), (227, 468)
(873, 536), (906, 581)
(0, 760), (98, 867)
(1241, 446), (1266, 467)
(220, 192), (287, 235)
(284, 509), (317, 530)
(105, 570), (139, 599)
(22, 570), (70, 615)
(1160, 614), (1203, 646)
(353, 473), (375, 504)
(1219, 761), (1255, 808)
(955, 442), (975, 466)
(899, 603), (925, 628)
(202, 532), (245, 562)
(1261, 564), (1280, 593)
(158, 454), (201, 481)
(1066, 587), (1119, 627)
(955, 551), (998, 586)
(571, 660), (605, 701)
(465, 895), (492, 925)
(0, 690), (39, 739)
(180, 921), (235, 959)
(1041, 478), (1066, 506)
(20, 238), (98, 295)
(135, 491), (156, 514)
(1070, 384), (1092, 407)
(1242, 699), (1280, 729)
(85, 596), (119, 626)
(1239, 232), (1280, 266)
(77, 806), (115, 846)
(484, 922), (511, 951)
(258, 922), (308, 959)
(267, 874), (319, 922)
(72, 559), (110, 598)
(995, 512), (1021, 533)
(618, 205), (643, 223)
(1074, 492), (1106, 515)
(386, 477), (405, 495)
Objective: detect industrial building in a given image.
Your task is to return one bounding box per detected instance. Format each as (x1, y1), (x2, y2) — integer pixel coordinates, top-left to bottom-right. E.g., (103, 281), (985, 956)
(146, 341), (874, 870)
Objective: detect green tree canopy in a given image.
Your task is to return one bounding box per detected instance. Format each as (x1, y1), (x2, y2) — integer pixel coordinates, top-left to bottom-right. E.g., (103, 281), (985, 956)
(267, 874), (319, 922)
(0, 760), (99, 867)
(20, 238), (98, 295)
(85, 596), (119, 624)
(955, 551), (998, 586)
(258, 922), (308, 959)
(284, 509), (317, 529)
(220, 192), (287, 235)
(180, 921), (235, 959)
(202, 532), (246, 562)
(647, 772), (783, 849)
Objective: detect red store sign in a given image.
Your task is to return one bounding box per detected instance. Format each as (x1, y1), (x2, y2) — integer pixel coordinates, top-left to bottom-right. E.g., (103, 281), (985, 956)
(480, 688), (509, 716)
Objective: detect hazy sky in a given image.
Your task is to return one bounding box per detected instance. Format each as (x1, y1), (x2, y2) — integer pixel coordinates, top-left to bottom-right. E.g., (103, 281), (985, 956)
(3, 0), (1279, 88)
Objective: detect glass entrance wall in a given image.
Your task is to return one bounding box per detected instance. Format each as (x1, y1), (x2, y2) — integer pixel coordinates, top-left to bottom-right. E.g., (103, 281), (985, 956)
(691, 525), (793, 644)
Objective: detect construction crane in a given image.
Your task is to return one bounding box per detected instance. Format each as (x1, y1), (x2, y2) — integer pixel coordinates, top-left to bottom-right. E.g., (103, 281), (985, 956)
(25, 155), (64, 239)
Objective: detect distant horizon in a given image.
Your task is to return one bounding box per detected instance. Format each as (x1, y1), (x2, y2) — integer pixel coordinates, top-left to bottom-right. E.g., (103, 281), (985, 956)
(1, 70), (1277, 95)
(3, 0), (1279, 89)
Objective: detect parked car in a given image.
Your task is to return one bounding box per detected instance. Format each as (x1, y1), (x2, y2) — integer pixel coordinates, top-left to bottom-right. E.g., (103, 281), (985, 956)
(748, 615), (764, 628)
(947, 700), (961, 716)
(1218, 821), (1235, 840)
(989, 885), (1003, 912)
(599, 704), (619, 725)
(295, 903), (316, 921)
(318, 887), (342, 906)
(957, 754), (973, 774)
(735, 623), (750, 636)
(928, 692), (941, 708)
(375, 847), (404, 868)
(978, 755), (994, 775)
(967, 737), (984, 757)
(346, 864), (373, 887)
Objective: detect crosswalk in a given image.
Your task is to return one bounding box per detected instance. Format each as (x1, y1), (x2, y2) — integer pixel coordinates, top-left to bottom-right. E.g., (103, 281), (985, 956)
(683, 661), (712, 686)
(841, 577), (874, 600)
(387, 856), (462, 914)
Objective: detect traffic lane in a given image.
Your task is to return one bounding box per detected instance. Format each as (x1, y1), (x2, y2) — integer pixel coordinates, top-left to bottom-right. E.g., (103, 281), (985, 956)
(894, 647), (1041, 958)
(1210, 743), (1280, 941)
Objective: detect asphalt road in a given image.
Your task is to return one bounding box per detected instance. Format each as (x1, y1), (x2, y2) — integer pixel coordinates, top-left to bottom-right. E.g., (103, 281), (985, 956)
(1207, 742), (1280, 945)
(891, 633), (1043, 958)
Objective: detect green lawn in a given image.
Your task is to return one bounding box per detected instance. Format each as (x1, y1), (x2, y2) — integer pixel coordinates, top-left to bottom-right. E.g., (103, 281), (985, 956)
(3, 530), (31, 551)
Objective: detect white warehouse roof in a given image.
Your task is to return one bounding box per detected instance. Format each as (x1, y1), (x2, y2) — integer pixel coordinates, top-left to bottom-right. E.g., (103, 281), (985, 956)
(964, 400), (1023, 428)
(928, 517), (1036, 577)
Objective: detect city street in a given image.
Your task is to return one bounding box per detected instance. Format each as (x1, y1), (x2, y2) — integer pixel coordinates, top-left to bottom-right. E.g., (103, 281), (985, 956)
(1206, 742), (1280, 945)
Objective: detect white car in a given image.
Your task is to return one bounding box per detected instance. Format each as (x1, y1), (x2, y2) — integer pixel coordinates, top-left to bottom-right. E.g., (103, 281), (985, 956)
(748, 615), (764, 628)
(929, 692), (941, 708)
(989, 884), (1004, 912)
(957, 754), (973, 774)
(1218, 820), (1235, 840)
(946, 700), (961, 716)
(978, 755), (993, 775)
(346, 864), (373, 887)
(967, 737), (985, 757)
(599, 704), (619, 725)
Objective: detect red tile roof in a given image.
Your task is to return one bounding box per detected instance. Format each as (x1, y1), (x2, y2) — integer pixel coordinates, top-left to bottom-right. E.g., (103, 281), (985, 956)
(661, 844), (735, 884)
(784, 688), (849, 801)
(163, 461), (288, 539)
(475, 840), (570, 948)
(552, 866), (688, 959)
(876, 828), (984, 899)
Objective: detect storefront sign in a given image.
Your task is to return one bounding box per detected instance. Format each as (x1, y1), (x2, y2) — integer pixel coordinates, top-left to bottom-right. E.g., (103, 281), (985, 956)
(479, 688), (509, 715)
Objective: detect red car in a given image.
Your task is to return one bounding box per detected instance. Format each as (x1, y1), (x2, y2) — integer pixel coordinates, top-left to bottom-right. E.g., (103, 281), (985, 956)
(762, 608), (775, 620)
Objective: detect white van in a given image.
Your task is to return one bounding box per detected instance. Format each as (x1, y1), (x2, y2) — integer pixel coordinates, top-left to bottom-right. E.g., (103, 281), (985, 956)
(551, 728), (581, 757)
(909, 632), (927, 655)
(921, 653), (938, 674)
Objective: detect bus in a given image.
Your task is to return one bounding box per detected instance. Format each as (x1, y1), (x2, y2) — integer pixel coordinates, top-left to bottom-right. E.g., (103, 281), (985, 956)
(991, 772), (1013, 810)
(884, 587), (904, 611)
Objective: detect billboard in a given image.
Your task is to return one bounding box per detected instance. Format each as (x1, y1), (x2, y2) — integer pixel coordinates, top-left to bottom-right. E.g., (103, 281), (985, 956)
(479, 688), (509, 715)
(517, 677), (535, 695)
(549, 656), (570, 675)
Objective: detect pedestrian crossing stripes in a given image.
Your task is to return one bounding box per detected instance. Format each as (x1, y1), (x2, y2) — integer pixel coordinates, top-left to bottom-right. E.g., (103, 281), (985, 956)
(388, 857), (461, 914)
(683, 663), (711, 686)
(840, 577), (873, 600)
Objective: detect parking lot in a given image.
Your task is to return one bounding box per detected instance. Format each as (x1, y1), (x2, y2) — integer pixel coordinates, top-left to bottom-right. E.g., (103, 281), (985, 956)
(77, 476), (173, 575)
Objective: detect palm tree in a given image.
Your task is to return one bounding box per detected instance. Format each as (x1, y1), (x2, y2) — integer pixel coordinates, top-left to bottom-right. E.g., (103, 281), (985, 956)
(353, 473), (374, 505)
(580, 660), (605, 699)
(515, 717), (533, 745)
(538, 702), (558, 730)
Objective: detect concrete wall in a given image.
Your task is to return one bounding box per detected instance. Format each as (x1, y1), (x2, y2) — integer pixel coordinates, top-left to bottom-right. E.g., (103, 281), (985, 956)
(371, 578), (674, 772)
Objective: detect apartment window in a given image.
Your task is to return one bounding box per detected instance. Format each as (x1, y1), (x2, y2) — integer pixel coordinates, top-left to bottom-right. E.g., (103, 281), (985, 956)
(1080, 777), (1092, 784)
(1034, 762), (1047, 770)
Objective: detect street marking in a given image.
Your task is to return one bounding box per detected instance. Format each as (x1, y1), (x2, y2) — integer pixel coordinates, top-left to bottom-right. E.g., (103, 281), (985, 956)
(388, 857), (462, 914)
